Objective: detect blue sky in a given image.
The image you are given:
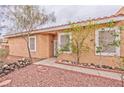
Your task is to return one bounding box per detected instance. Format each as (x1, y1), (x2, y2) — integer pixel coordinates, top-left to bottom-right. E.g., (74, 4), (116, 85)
(0, 5), (122, 35)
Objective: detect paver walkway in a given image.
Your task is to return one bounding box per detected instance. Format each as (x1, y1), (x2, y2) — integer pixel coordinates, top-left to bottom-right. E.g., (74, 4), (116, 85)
(34, 58), (122, 80)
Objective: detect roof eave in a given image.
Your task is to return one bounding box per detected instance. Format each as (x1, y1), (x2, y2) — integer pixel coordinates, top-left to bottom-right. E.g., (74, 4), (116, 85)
(4, 15), (124, 38)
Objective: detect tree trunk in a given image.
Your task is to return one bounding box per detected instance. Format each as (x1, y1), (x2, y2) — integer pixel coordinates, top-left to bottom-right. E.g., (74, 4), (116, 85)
(76, 50), (80, 64)
(22, 34), (33, 63)
(26, 40), (33, 63)
(77, 55), (80, 64)
(99, 52), (102, 67)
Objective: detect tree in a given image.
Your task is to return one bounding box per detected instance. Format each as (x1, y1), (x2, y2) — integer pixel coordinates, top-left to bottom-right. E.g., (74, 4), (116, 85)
(96, 20), (116, 67)
(0, 6), (7, 34)
(116, 26), (124, 87)
(5, 5), (55, 62)
(60, 20), (96, 64)
(0, 6), (9, 62)
(110, 27), (124, 87)
(0, 48), (9, 62)
(96, 20), (124, 86)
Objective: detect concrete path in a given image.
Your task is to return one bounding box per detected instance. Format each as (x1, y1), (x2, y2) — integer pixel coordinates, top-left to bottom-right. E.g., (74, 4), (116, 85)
(34, 58), (122, 81)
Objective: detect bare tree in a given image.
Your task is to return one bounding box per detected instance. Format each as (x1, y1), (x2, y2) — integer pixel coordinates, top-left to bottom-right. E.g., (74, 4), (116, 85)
(5, 5), (55, 62)
(0, 6), (7, 34)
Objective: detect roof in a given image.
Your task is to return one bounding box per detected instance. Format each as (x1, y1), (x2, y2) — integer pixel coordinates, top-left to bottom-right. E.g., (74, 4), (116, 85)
(115, 7), (124, 15)
(4, 11), (124, 38)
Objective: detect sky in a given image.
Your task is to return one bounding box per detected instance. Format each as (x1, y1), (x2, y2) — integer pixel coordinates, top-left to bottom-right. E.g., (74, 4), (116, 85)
(0, 5), (123, 35)
(42, 5), (122, 27)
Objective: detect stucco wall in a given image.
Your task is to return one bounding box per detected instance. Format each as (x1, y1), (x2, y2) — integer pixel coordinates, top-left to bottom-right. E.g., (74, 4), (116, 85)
(7, 21), (124, 67)
(57, 21), (124, 67)
(8, 33), (55, 59)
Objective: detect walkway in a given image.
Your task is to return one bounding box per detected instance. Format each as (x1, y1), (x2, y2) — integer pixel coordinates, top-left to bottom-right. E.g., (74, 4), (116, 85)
(34, 58), (122, 81)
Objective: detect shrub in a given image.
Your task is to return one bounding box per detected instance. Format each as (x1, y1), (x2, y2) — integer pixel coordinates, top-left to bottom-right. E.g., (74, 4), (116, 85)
(102, 65), (108, 69)
(96, 65), (100, 68)
(0, 48), (9, 61)
(114, 67), (120, 70)
(101, 65), (113, 69)
(91, 63), (95, 66)
(108, 66), (113, 69)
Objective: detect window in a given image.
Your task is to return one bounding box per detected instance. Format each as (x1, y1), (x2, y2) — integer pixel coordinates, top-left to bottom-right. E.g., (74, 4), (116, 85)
(95, 27), (120, 56)
(58, 32), (72, 53)
(29, 36), (36, 52)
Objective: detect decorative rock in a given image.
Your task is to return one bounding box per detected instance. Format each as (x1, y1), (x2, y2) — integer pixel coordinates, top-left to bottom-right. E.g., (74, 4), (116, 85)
(96, 65), (100, 68)
(0, 68), (3, 74)
(2, 64), (11, 74)
(91, 63), (95, 66)
(2, 68), (11, 75)
(0, 58), (31, 77)
(14, 62), (20, 69)
(90, 65), (95, 68)
(2, 64), (9, 68)
(82, 63), (88, 66)
(8, 63), (15, 70)
(17, 58), (31, 68)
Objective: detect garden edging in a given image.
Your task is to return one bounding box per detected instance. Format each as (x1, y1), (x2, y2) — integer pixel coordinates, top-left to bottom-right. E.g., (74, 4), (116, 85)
(55, 61), (124, 74)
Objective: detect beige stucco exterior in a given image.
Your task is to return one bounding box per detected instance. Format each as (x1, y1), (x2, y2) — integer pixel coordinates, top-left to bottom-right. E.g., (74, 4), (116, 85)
(7, 21), (124, 67)
(5, 7), (124, 67)
(8, 33), (57, 59)
(57, 21), (124, 67)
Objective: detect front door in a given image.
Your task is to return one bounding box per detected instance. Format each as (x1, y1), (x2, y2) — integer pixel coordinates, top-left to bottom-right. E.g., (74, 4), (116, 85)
(53, 40), (57, 56)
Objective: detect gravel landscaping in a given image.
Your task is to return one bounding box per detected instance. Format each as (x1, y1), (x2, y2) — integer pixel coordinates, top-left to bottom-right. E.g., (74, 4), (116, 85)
(0, 58), (31, 77)
(0, 64), (122, 87)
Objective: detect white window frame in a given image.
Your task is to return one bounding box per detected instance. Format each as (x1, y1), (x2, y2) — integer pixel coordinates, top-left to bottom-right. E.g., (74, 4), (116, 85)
(95, 27), (120, 56)
(29, 36), (36, 52)
(58, 32), (72, 53)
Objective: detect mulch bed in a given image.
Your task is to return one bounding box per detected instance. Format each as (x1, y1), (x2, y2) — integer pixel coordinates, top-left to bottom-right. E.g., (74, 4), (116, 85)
(0, 64), (123, 87)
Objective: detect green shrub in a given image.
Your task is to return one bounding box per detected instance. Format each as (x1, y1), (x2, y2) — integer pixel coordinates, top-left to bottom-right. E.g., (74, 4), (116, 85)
(0, 48), (9, 60)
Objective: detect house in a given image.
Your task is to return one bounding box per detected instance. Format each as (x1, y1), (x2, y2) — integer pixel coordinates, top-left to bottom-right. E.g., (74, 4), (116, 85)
(4, 7), (124, 67)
